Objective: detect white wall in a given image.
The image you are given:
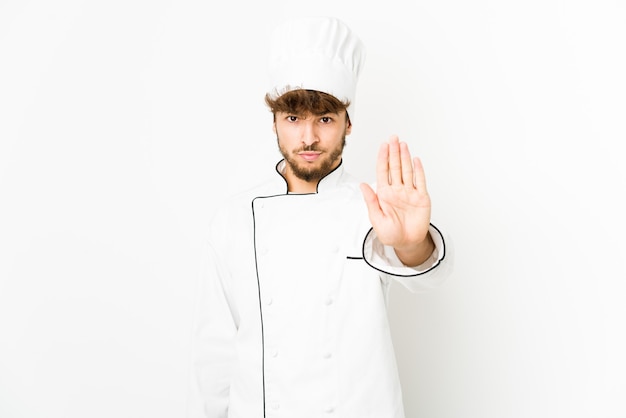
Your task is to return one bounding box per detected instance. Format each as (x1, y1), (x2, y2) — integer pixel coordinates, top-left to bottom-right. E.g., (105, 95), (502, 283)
(1, 1), (624, 417)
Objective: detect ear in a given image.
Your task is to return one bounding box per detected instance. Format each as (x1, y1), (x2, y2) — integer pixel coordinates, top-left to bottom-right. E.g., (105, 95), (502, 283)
(272, 122), (276, 134)
(345, 120), (353, 135)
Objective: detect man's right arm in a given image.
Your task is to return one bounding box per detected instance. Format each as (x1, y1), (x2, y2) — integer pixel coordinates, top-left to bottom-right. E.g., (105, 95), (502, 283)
(186, 243), (237, 418)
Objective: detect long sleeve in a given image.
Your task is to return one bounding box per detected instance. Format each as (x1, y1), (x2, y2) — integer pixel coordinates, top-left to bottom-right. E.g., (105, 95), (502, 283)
(186, 243), (237, 418)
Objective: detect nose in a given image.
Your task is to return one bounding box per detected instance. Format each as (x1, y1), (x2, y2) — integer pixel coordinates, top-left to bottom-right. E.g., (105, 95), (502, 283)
(301, 120), (319, 146)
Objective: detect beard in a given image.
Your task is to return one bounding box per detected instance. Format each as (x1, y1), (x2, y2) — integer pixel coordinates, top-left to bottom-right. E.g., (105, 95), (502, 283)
(277, 135), (346, 183)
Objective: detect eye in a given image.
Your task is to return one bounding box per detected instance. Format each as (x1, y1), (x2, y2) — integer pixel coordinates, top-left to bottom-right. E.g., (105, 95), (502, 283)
(287, 115), (298, 122)
(320, 116), (333, 124)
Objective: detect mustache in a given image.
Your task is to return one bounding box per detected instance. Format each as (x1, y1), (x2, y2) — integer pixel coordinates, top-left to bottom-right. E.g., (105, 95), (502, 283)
(296, 144), (322, 152)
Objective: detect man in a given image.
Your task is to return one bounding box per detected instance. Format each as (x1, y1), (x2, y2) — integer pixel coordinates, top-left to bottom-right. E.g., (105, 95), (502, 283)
(188, 16), (449, 418)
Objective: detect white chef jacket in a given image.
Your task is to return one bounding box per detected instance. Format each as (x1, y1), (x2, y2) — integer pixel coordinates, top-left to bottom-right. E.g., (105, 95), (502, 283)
(187, 160), (449, 418)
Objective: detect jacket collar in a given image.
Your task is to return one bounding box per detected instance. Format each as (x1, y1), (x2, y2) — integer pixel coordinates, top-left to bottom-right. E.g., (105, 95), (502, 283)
(275, 159), (345, 194)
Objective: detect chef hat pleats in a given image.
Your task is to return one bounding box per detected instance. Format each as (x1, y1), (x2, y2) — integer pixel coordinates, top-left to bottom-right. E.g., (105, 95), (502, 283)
(267, 16), (366, 121)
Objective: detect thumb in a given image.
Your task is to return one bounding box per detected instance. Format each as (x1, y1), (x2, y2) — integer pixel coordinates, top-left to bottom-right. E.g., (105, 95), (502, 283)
(360, 183), (382, 218)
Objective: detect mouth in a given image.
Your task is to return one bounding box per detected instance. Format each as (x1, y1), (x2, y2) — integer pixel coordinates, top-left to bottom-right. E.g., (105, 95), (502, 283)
(298, 151), (322, 162)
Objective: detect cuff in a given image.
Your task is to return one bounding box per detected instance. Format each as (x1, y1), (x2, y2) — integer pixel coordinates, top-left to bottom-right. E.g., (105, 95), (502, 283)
(362, 223), (446, 277)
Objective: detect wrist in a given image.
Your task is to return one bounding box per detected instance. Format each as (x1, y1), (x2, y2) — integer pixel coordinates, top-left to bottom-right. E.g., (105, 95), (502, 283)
(394, 233), (435, 267)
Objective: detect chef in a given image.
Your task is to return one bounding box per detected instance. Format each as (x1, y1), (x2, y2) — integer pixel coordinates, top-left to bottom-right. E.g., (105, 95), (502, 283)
(187, 16), (450, 418)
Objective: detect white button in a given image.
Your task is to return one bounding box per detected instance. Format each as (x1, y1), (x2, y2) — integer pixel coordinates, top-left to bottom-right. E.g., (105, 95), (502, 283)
(325, 297), (333, 306)
(325, 406), (335, 413)
(271, 403), (280, 410)
(271, 349), (279, 358)
(323, 352), (332, 359)
(266, 298), (273, 306)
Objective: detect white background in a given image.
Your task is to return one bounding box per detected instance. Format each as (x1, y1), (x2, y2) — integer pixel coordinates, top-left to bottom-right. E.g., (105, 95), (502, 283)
(1, 0), (625, 417)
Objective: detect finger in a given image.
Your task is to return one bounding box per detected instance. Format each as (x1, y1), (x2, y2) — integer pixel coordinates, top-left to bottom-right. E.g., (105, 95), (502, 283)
(412, 156), (428, 194)
(376, 141), (390, 186)
(388, 135), (402, 185)
(400, 141), (414, 187)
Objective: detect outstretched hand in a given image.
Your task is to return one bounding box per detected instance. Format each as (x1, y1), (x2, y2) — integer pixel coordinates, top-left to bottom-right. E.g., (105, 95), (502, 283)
(360, 135), (434, 266)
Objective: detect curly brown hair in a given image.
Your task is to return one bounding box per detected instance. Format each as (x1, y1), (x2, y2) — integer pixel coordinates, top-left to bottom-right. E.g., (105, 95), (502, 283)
(264, 89), (351, 123)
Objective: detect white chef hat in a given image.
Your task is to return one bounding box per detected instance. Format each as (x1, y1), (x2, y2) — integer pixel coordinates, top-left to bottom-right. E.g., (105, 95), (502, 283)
(267, 16), (366, 121)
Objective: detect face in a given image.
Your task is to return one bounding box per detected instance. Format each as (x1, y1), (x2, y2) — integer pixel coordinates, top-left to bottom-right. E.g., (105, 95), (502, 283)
(274, 111), (352, 185)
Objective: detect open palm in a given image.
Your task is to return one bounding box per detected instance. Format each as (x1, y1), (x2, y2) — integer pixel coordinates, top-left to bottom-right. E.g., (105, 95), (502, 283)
(360, 135), (432, 256)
